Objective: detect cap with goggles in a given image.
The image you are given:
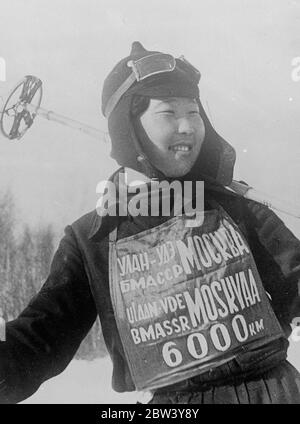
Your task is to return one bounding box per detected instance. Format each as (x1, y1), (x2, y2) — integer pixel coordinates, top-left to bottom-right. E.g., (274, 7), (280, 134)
(104, 50), (201, 118)
(102, 42), (236, 187)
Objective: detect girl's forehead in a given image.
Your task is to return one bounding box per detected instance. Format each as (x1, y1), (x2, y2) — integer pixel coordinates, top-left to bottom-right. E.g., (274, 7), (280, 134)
(150, 97), (198, 106)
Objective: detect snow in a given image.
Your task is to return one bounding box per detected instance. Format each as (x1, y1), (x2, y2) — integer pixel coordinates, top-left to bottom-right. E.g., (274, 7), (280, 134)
(22, 342), (300, 404)
(22, 357), (139, 404)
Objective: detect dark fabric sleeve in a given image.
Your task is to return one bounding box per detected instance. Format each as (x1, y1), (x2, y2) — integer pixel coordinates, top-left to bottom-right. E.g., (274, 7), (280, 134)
(244, 200), (300, 335)
(0, 225), (97, 404)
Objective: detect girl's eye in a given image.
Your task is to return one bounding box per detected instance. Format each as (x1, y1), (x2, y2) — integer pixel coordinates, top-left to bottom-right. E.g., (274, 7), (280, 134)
(157, 110), (175, 115)
(189, 110), (200, 115)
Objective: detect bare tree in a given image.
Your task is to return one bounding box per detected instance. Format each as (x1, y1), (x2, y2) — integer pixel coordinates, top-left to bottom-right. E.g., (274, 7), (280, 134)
(0, 190), (107, 359)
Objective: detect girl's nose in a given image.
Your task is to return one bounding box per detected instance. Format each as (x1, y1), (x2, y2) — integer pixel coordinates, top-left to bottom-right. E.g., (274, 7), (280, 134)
(177, 118), (194, 135)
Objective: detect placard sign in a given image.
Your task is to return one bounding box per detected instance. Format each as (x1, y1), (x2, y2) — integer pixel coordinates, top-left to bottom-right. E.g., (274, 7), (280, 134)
(109, 209), (284, 391)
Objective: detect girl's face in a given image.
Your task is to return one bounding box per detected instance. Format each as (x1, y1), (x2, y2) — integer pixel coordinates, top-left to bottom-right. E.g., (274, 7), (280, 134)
(138, 97), (205, 177)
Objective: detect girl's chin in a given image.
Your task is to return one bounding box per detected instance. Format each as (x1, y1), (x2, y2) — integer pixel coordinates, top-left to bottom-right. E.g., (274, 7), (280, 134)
(161, 163), (194, 178)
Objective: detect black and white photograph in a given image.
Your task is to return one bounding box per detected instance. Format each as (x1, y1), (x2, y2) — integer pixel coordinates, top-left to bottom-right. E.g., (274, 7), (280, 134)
(0, 0), (300, 405)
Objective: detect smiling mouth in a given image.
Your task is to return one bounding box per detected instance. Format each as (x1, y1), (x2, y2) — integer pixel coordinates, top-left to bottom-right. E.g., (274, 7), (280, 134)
(169, 144), (193, 153)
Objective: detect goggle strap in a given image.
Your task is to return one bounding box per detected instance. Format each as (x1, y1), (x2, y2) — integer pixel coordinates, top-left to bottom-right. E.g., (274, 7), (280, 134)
(105, 72), (136, 118)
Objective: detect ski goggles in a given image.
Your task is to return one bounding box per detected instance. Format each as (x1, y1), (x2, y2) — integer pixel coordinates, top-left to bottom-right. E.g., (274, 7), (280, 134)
(104, 53), (200, 118)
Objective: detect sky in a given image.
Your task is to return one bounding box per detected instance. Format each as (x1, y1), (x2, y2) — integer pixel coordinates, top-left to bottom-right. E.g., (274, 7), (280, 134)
(0, 0), (299, 238)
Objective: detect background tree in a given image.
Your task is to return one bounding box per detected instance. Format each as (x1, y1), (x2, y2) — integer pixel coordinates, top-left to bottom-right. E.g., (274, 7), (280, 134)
(0, 190), (107, 359)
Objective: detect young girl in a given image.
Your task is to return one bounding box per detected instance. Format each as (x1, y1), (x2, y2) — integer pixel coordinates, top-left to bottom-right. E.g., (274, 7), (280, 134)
(0, 42), (299, 404)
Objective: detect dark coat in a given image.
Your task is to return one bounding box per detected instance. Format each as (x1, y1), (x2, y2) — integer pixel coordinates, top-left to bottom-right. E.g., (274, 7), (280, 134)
(0, 176), (299, 404)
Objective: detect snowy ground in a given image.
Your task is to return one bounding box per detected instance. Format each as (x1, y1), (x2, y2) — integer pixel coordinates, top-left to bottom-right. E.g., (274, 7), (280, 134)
(22, 342), (300, 404)
(22, 356), (139, 404)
